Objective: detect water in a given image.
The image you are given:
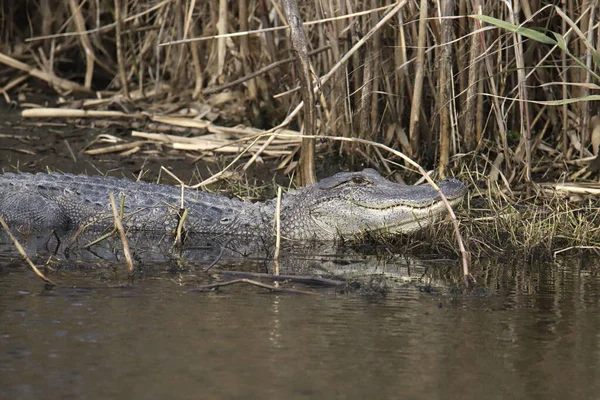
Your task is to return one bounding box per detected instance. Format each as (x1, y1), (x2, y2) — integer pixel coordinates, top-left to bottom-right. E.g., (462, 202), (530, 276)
(1, 241), (600, 399)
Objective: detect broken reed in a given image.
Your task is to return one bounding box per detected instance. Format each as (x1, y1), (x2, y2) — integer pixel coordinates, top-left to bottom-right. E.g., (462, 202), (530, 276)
(3, 1), (599, 185)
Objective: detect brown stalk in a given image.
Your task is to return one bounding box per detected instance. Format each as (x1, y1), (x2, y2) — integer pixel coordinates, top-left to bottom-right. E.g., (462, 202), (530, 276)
(68, 0), (95, 89)
(0, 52), (92, 94)
(408, 0), (428, 158)
(473, 13), (511, 174)
(189, 23), (203, 99)
(243, 0), (408, 171)
(462, 16), (480, 151)
(203, 46), (331, 96)
(359, 35), (374, 141)
(283, 0), (317, 185)
(581, 4), (597, 153)
(509, 2), (533, 185)
(324, 0), (346, 139)
(274, 186), (283, 276)
(239, 0), (257, 100)
(561, 3), (569, 157)
(22, 108), (142, 118)
(0, 216), (57, 286)
(215, 0), (228, 83)
(394, 11), (407, 128)
(438, 0), (455, 176)
(368, 0), (381, 144)
(109, 194), (134, 274)
(114, 0), (129, 97)
(456, 0), (468, 107)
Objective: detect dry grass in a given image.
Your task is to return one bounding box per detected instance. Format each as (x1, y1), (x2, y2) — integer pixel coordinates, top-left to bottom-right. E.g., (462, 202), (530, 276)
(1, 1), (598, 174)
(2, 1), (600, 259)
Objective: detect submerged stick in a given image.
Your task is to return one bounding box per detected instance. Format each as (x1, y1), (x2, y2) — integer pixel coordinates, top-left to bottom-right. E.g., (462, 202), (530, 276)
(0, 216), (56, 285)
(218, 270), (345, 287)
(192, 278), (317, 295)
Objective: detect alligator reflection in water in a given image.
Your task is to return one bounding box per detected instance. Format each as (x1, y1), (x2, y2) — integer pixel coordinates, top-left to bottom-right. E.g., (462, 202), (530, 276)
(0, 230), (457, 293)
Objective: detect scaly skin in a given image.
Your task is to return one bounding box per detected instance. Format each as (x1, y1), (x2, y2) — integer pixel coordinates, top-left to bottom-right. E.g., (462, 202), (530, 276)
(0, 169), (466, 240)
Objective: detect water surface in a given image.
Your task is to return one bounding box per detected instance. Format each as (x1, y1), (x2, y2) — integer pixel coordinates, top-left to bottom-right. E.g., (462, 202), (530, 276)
(1, 247), (599, 400)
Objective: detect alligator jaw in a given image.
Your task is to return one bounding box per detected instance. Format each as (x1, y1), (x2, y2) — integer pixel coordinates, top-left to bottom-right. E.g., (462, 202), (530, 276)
(372, 194), (464, 234)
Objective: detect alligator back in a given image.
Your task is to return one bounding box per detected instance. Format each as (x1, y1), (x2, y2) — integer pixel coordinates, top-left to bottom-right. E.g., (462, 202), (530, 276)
(0, 173), (261, 235)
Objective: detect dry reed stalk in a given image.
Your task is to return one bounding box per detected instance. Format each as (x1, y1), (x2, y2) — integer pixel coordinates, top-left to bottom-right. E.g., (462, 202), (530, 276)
(323, 1), (345, 139)
(21, 108), (141, 118)
(1, 74), (29, 100)
(582, 5), (597, 152)
(476, 62), (484, 143)
(368, 1), (382, 145)
(0, 216), (57, 285)
(150, 115), (211, 129)
(508, 2), (533, 185)
(141, 118), (302, 141)
(68, 0), (95, 89)
(553, 183), (600, 195)
(408, 0), (428, 158)
(243, 1), (408, 170)
(214, 0), (228, 84)
(457, 0), (468, 105)
(174, 208), (189, 248)
(160, 3), (399, 47)
(274, 186), (282, 276)
(134, 130), (297, 150)
(84, 141), (146, 155)
(359, 37), (374, 141)
(114, 0), (129, 97)
(203, 46), (330, 95)
(463, 16), (480, 151)
(561, 4), (569, 158)
(109, 194), (134, 274)
(181, 0), (202, 98)
(394, 11), (407, 128)
(284, 0), (316, 185)
(438, 0), (455, 176)
(474, 12), (511, 173)
(25, 0), (172, 43)
(238, 0), (256, 100)
(0, 52), (92, 94)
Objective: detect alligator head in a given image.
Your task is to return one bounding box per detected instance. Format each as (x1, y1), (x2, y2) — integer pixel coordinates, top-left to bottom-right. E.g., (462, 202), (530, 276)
(277, 169), (467, 240)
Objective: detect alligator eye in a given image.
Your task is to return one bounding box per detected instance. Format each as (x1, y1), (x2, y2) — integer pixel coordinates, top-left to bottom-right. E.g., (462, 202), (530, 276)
(351, 176), (369, 185)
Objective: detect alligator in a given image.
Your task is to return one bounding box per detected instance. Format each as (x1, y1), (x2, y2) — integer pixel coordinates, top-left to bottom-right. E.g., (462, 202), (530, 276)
(0, 169), (466, 241)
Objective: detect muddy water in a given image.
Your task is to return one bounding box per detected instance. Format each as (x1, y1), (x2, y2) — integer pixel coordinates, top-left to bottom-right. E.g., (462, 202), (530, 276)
(1, 250), (599, 400)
